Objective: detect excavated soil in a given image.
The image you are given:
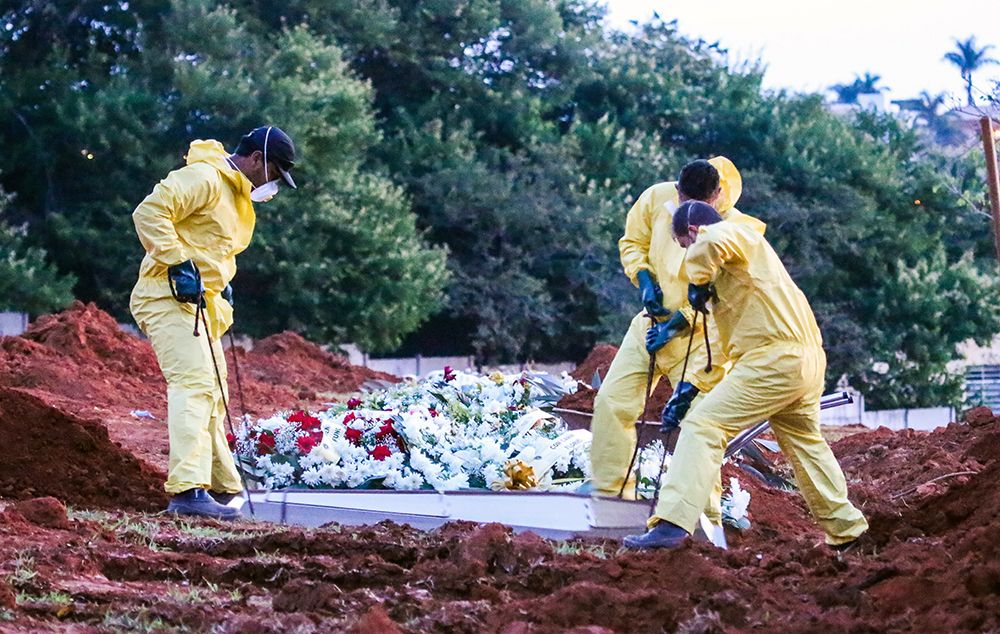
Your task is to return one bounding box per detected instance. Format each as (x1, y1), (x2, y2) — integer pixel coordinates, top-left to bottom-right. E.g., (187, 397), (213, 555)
(0, 388), (167, 511)
(557, 344), (673, 420)
(245, 331), (397, 398)
(2, 307), (1000, 631)
(0, 303), (397, 509)
(1, 407), (999, 632)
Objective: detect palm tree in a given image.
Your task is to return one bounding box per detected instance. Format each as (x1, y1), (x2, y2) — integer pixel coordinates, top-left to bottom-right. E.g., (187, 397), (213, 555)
(909, 91), (964, 145)
(943, 37), (998, 106)
(913, 91), (946, 127)
(830, 72), (885, 103)
(856, 72), (884, 94)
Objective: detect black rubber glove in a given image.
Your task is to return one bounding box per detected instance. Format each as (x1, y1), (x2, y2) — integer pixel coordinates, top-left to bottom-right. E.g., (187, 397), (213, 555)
(636, 269), (670, 317)
(645, 311), (689, 354)
(167, 260), (203, 304)
(221, 284), (234, 307)
(688, 282), (715, 314)
(660, 381), (700, 433)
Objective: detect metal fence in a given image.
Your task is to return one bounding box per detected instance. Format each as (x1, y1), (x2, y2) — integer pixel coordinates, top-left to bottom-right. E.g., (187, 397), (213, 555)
(965, 364), (1000, 411)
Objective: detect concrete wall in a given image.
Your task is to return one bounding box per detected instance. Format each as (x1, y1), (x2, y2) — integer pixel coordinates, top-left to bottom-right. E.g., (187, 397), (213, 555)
(860, 407), (956, 431)
(338, 343), (573, 378)
(363, 354), (573, 378)
(818, 390), (956, 431)
(0, 312), (28, 336)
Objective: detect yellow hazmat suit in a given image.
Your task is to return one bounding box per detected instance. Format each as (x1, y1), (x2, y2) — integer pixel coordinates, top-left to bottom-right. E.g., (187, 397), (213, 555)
(130, 140), (255, 495)
(652, 220), (868, 545)
(590, 157), (766, 509)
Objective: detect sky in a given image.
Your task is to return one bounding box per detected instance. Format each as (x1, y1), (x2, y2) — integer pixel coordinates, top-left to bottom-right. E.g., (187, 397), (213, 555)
(603, 0), (1000, 107)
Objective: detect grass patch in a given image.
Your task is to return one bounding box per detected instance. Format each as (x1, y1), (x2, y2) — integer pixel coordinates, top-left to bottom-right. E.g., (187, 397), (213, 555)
(553, 542), (608, 559)
(102, 611), (184, 632)
(66, 508), (117, 524)
(166, 585), (210, 604)
(7, 552), (37, 586)
(16, 589), (73, 611)
(251, 548), (289, 564)
(110, 518), (164, 551)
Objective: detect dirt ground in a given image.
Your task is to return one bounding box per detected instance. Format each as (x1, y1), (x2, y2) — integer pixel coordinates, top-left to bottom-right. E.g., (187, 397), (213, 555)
(2, 306), (999, 632)
(557, 344), (673, 421)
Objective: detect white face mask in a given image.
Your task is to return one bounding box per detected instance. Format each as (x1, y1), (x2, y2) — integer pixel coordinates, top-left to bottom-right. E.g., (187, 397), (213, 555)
(248, 126), (280, 203)
(250, 179), (280, 203)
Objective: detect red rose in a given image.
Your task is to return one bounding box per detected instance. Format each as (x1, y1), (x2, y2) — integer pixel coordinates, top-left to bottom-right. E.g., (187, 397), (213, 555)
(347, 398), (363, 409)
(370, 445), (391, 461)
(257, 433), (276, 455)
(345, 427), (363, 444)
(342, 412), (356, 424)
(376, 419), (395, 439)
(443, 366), (456, 382)
(288, 410), (321, 431)
(296, 434), (318, 454)
(226, 432), (237, 450)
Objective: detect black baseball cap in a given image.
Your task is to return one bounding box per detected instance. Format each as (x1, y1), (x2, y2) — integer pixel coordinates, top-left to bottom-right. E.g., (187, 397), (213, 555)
(236, 125), (297, 188)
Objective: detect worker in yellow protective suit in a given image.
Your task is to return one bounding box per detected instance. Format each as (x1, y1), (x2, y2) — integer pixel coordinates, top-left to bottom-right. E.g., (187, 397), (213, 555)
(623, 200), (868, 550)
(589, 157), (766, 523)
(130, 126), (297, 519)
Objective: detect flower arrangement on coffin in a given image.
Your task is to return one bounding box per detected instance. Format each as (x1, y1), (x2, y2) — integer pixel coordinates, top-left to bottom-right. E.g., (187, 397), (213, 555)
(234, 368), (591, 491)
(234, 366), (752, 527)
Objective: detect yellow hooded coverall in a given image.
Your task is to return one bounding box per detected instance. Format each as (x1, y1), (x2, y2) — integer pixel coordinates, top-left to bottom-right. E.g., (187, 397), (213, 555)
(590, 157), (767, 510)
(652, 220), (868, 545)
(130, 140), (255, 496)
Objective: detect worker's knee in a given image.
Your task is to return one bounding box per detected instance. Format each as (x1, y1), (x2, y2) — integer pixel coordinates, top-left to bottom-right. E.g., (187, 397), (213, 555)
(594, 388), (640, 425)
(680, 415), (728, 447)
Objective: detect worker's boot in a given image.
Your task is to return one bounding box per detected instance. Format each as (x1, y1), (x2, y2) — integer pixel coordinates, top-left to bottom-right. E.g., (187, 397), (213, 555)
(623, 520), (689, 550)
(167, 488), (240, 520)
(209, 491), (240, 505)
(829, 531), (868, 555)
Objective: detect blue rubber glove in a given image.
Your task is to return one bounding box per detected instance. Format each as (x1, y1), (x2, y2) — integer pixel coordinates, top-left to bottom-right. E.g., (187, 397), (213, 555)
(645, 311), (689, 354)
(221, 284), (234, 306)
(167, 260), (203, 304)
(660, 381), (700, 432)
(636, 269), (670, 317)
(688, 282), (715, 314)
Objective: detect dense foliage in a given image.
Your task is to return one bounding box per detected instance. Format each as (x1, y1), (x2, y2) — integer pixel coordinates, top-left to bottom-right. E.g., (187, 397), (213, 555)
(2, 1), (997, 406)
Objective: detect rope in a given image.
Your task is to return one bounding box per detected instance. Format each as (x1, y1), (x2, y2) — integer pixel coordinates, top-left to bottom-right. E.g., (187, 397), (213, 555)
(618, 314), (658, 499)
(649, 311), (700, 513)
(702, 312), (713, 372)
(196, 300), (256, 517)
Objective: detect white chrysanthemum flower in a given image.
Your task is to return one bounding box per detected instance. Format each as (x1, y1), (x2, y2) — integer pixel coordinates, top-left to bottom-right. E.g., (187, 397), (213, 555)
(301, 467), (323, 487)
(255, 454), (274, 471)
(317, 464), (345, 486)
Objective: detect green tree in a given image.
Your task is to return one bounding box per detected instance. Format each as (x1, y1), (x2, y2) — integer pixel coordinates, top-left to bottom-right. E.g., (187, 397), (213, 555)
(0, 0), (447, 352)
(0, 186), (75, 314)
(944, 36), (998, 106)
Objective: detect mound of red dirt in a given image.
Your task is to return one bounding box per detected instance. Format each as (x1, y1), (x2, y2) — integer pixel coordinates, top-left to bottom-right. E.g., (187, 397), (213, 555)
(557, 343), (673, 419)
(0, 302), (163, 409)
(0, 387), (166, 511)
(245, 331), (397, 396)
(0, 304), (399, 507)
(0, 414), (998, 631)
(568, 343), (619, 383)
